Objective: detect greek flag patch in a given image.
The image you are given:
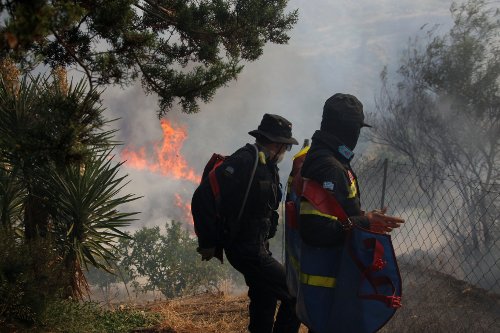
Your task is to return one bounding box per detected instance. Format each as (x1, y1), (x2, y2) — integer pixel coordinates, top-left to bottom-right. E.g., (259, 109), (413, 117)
(338, 145), (354, 159)
(224, 166), (235, 175)
(323, 181), (335, 191)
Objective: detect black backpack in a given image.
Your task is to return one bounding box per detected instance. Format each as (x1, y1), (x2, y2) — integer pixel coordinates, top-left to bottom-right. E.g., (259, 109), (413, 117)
(191, 145), (259, 262)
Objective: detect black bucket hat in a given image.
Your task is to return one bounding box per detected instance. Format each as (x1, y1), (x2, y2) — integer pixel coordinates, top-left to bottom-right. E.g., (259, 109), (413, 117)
(249, 114), (299, 145)
(321, 93), (372, 130)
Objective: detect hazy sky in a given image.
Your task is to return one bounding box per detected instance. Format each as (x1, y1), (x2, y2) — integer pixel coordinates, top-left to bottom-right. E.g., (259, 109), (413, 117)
(101, 0), (453, 228)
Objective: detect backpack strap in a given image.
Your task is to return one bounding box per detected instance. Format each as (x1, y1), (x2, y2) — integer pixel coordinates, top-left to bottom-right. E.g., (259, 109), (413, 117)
(208, 156), (226, 224)
(301, 178), (351, 229)
(238, 144), (259, 219)
(208, 144), (259, 244)
(232, 144), (259, 234)
(208, 159), (224, 203)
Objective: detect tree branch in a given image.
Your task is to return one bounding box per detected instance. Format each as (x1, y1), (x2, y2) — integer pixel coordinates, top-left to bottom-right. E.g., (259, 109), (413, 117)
(52, 30), (94, 90)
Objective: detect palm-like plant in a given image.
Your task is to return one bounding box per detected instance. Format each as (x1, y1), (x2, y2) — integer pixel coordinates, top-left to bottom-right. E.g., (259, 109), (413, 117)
(39, 151), (138, 297)
(0, 166), (25, 231)
(0, 61), (138, 298)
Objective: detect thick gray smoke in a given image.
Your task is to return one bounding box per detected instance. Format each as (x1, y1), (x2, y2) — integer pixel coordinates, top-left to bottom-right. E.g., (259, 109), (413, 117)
(100, 0), (452, 229)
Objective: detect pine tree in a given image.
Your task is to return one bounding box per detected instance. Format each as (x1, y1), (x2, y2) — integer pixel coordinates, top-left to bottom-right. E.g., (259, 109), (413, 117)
(0, 0), (298, 116)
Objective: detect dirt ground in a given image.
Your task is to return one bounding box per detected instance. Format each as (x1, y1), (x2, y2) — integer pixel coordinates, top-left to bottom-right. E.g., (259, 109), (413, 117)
(131, 263), (500, 333)
(381, 263), (500, 333)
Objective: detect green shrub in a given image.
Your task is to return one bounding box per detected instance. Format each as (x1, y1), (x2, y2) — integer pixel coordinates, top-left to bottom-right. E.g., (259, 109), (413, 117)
(97, 306), (161, 333)
(39, 300), (160, 333)
(0, 230), (59, 326)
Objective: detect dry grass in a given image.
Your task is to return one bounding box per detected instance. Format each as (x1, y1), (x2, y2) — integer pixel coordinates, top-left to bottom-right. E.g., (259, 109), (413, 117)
(131, 292), (309, 333)
(129, 263), (500, 333)
(132, 293), (247, 333)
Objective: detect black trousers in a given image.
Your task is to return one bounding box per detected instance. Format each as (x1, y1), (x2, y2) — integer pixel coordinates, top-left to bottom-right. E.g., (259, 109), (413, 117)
(225, 245), (301, 333)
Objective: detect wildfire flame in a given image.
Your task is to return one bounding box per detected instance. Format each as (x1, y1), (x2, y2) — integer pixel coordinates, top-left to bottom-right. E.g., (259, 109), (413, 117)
(121, 119), (200, 183)
(175, 194), (193, 224)
(121, 119), (199, 224)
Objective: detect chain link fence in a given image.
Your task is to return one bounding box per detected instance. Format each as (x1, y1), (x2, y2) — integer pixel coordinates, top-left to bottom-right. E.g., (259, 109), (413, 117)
(353, 158), (500, 332)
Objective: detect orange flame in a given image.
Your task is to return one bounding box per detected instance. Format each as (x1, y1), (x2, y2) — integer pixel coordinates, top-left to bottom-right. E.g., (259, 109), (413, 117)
(175, 194), (193, 225)
(122, 119), (199, 225)
(121, 119), (200, 183)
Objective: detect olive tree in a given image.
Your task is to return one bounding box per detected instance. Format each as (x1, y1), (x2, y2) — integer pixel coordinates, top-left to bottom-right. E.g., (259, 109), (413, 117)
(372, 0), (499, 253)
(120, 221), (229, 298)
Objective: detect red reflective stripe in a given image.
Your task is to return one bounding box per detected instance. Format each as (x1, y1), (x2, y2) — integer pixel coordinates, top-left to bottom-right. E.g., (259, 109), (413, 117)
(302, 179), (349, 222)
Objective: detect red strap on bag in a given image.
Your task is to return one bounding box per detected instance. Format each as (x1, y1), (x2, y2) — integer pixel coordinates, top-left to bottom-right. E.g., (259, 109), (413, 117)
(208, 159), (225, 222)
(352, 237), (402, 309)
(204, 153), (225, 203)
(208, 165), (223, 201)
(299, 178), (401, 309)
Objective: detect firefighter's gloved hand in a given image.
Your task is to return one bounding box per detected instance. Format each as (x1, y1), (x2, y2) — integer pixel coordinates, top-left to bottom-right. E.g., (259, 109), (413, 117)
(197, 247), (215, 261)
(366, 208), (405, 234)
(267, 210), (279, 239)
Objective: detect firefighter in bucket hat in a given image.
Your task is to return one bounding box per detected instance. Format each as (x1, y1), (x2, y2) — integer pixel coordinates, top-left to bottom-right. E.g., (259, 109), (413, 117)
(192, 114), (301, 333)
(284, 93), (405, 333)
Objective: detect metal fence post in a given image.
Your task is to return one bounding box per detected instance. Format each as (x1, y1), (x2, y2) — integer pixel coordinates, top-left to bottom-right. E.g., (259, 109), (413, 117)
(380, 158), (388, 210)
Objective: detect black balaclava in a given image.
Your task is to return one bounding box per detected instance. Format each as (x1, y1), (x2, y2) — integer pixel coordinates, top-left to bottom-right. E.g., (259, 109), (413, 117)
(325, 121), (361, 150)
(320, 93), (370, 150)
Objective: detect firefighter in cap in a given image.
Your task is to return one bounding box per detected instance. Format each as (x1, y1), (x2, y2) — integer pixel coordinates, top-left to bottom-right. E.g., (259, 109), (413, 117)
(300, 95), (404, 243)
(192, 114), (301, 333)
(286, 93), (405, 333)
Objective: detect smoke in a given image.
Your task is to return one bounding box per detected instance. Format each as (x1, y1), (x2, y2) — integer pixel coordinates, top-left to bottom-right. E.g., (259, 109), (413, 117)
(100, 0), (452, 229)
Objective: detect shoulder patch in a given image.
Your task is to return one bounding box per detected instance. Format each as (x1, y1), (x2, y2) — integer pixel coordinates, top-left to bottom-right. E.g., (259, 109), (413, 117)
(322, 181), (335, 191)
(338, 145), (354, 160)
(224, 166), (235, 175)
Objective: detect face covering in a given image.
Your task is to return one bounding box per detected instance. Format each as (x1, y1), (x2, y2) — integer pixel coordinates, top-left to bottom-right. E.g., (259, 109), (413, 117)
(331, 122), (361, 150)
(269, 145), (287, 164)
(273, 151), (286, 164)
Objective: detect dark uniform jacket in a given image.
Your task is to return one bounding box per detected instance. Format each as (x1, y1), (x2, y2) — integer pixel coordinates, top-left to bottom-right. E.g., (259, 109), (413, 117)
(300, 130), (369, 247)
(192, 144), (281, 255)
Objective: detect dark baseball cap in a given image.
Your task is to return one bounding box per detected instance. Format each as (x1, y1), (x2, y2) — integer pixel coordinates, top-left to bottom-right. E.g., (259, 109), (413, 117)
(320, 93), (372, 130)
(249, 114), (299, 145)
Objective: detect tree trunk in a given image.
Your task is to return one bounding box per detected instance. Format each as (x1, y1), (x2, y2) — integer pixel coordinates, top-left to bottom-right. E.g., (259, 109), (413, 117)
(24, 193), (49, 240)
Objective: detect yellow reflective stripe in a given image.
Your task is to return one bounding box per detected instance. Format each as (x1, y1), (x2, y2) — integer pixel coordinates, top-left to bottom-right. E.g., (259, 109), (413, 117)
(300, 272), (336, 288)
(286, 248), (336, 289)
(300, 201), (338, 221)
(347, 178), (357, 199)
(258, 151), (267, 164)
(293, 146), (310, 159)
